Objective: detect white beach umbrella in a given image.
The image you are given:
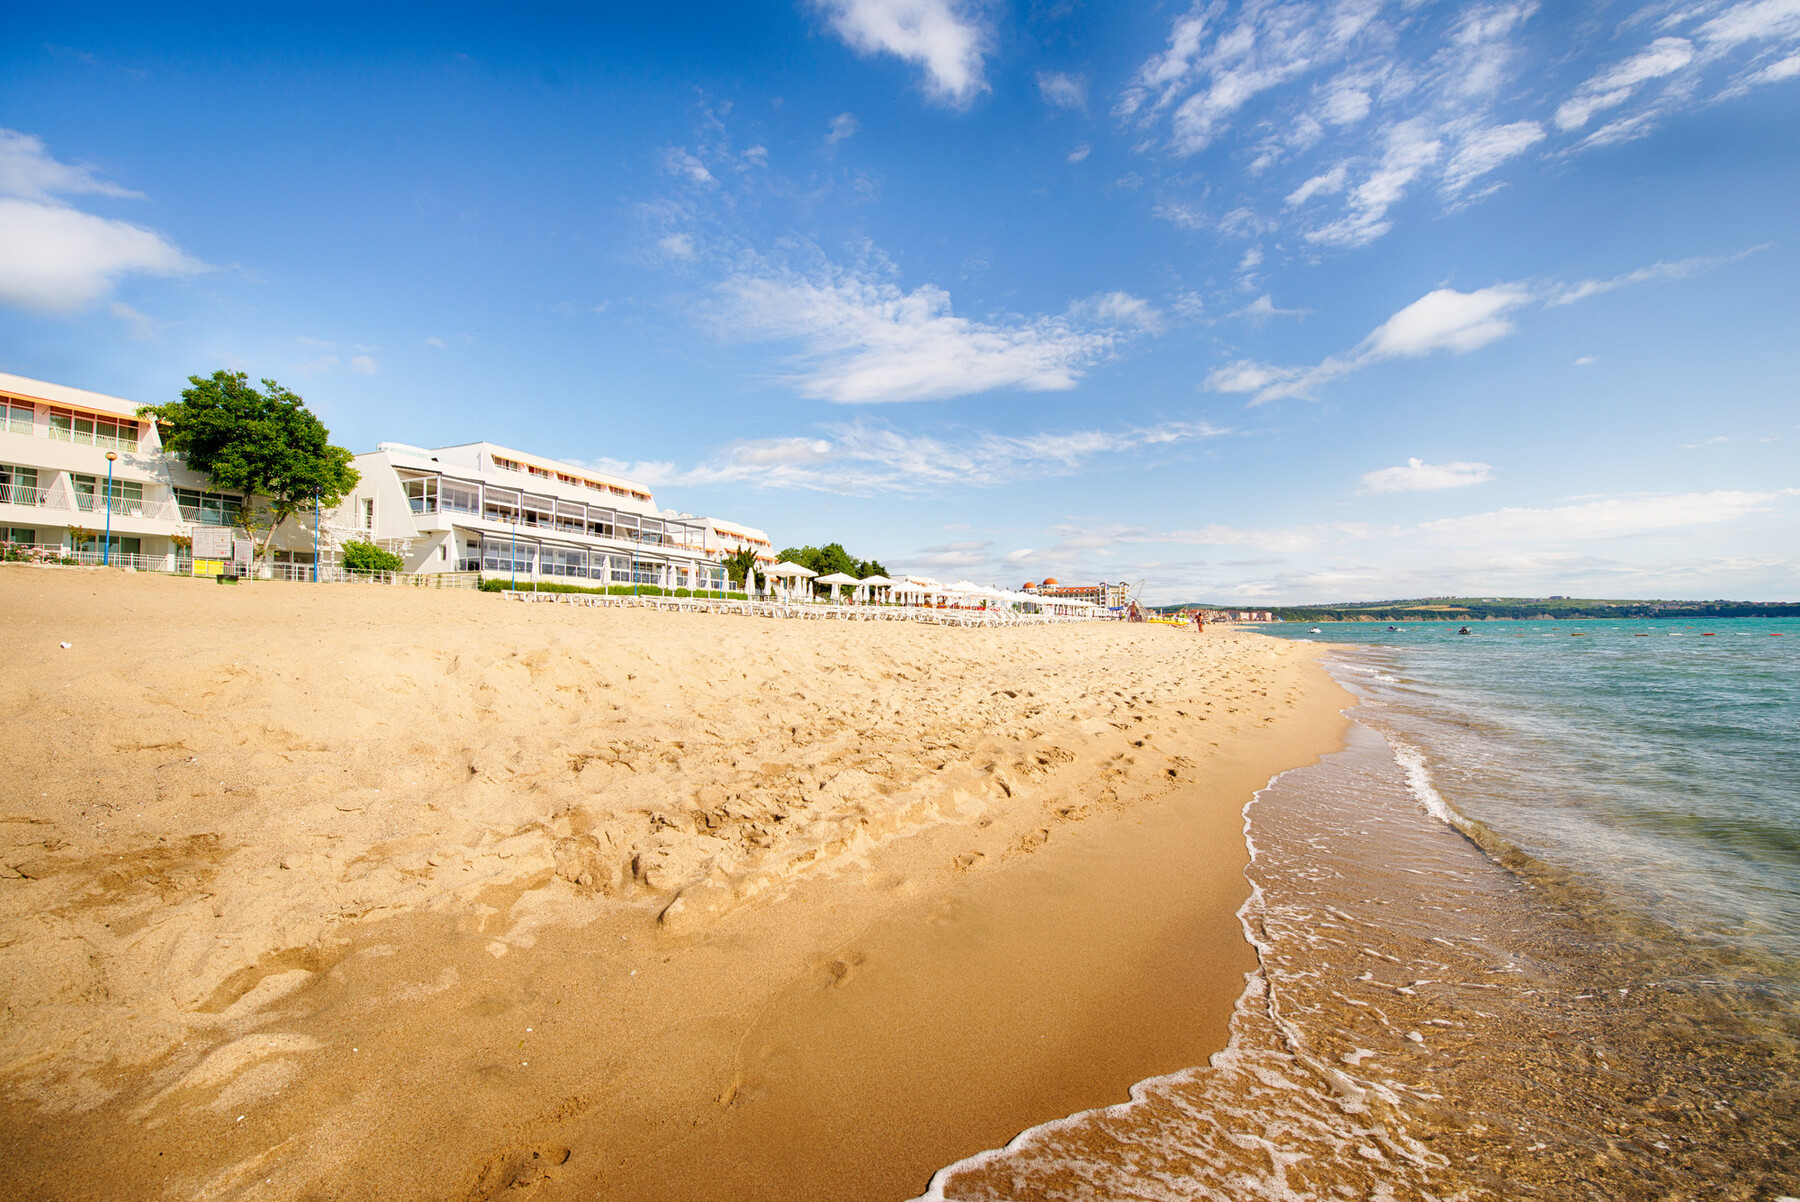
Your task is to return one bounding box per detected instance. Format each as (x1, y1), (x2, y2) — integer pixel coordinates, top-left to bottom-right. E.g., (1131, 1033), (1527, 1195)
(856, 573), (893, 605)
(815, 571), (860, 604)
(766, 560), (817, 602)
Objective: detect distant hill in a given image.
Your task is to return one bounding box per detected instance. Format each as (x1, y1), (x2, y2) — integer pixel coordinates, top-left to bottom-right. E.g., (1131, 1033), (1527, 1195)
(1153, 597), (1800, 621)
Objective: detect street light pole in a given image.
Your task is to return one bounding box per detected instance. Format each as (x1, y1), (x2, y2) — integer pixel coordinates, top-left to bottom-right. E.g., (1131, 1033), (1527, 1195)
(103, 451), (117, 566)
(312, 494), (320, 583)
(510, 517), (517, 592)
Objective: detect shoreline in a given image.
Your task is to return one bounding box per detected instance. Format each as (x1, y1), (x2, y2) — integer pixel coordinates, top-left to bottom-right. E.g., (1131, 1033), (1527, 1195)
(0, 568), (1350, 1200)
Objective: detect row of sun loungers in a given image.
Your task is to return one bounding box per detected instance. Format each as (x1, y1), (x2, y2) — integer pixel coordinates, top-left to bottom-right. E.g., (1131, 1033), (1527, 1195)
(502, 590), (1101, 626)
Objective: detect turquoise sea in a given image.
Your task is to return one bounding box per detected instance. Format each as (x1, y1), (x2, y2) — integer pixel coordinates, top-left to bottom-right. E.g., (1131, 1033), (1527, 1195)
(924, 617), (1798, 1200)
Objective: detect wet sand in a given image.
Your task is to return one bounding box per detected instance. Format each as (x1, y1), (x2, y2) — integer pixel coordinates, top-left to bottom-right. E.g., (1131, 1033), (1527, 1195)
(0, 567), (1347, 1200)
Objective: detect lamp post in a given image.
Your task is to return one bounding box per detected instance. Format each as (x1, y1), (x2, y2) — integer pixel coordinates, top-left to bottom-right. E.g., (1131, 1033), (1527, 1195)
(312, 494), (320, 583)
(103, 451), (117, 565)
(510, 516), (518, 592)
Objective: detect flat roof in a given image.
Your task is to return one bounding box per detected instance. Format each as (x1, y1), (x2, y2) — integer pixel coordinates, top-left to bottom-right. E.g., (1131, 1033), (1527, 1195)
(0, 371), (144, 419)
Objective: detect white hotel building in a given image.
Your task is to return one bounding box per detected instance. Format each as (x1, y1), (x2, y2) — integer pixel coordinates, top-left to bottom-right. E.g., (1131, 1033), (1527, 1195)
(343, 441), (758, 590)
(0, 371), (770, 586)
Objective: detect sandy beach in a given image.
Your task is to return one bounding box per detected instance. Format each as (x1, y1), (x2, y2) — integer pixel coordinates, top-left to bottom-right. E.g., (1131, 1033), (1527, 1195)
(0, 567), (1347, 1201)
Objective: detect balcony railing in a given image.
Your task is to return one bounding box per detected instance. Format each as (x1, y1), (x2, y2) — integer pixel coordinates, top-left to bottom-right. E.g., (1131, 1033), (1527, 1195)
(0, 485), (54, 508)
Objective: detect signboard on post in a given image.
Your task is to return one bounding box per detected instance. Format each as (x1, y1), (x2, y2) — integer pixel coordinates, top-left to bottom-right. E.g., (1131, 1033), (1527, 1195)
(232, 537), (254, 578)
(191, 528), (232, 577)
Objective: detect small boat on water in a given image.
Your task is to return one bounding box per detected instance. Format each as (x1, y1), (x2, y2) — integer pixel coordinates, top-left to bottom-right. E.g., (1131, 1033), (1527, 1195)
(1308, 627), (1322, 634)
(1457, 626), (1472, 635)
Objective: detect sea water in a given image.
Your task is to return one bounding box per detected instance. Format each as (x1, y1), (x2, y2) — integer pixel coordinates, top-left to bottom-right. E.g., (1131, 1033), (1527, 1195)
(920, 617), (1800, 1200)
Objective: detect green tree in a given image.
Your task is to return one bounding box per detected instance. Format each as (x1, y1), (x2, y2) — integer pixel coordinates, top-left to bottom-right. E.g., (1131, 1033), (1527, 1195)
(813, 542), (855, 577)
(854, 557), (889, 579)
(776, 545), (819, 572)
(721, 547), (759, 589)
(341, 539), (403, 574)
(140, 372), (360, 568)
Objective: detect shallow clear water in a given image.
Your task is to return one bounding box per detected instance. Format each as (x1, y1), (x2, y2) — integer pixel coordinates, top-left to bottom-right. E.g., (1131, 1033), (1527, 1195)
(919, 617), (1800, 1201)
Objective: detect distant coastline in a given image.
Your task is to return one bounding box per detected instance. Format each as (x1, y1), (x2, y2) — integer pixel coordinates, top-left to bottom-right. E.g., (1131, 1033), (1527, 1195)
(1158, 597), (1800, 622)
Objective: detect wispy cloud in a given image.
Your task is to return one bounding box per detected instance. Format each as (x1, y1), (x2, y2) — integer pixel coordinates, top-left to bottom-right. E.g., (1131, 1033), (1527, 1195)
(1037, 71), (1089, 112)
(710, 258), (1160, 403)
(1546, 244), (1771, 306)
(1358, 457), (1494, 495)
(581, 417), (1230, 497)
(0, 128), (203, 313)
(825, 112), (860, 146)
(814, 0), (991, 108)
(1208, 246), (1761, 405)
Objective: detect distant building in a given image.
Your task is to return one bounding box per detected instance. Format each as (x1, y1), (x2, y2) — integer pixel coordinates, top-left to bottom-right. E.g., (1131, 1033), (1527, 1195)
(339, 442), (740, 590)
(1021, 578), (1135, 610)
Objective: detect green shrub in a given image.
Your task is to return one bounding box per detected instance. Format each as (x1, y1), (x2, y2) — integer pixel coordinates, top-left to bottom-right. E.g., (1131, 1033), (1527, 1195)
(341, 540), (403, 573)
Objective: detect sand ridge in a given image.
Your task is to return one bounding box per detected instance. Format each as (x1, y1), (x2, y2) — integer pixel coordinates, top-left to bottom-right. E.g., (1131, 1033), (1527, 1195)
(0, 566), (1342, 1200)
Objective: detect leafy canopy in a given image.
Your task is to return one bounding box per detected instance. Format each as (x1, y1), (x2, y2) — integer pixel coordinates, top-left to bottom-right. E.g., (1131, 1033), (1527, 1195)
(141, 372), (360, 524)
(774, 542), (888, 579)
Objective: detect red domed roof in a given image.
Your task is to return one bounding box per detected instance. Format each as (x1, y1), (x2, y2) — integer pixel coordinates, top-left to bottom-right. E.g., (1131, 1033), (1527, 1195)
(1040, 576), (1059, 586)
(1022, 581), (1038, 590)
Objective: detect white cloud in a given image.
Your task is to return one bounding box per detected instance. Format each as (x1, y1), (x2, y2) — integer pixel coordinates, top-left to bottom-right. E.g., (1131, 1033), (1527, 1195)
(662, 148), (715, 185)
(1681, 435), (1730, 447)
(423, 336), (447, 349)
(1067, 143), (1092, 164)
(1207, 282), (1531, 404)
(1442, 120), (1546, 193)
(592, 417), (1230, 497)
(1205, 244), (1755, 408)
(815, 0), (991, 107)
(0, 130), (202, 314)
(1555, 37), (1695, 130)
(1285, 163), (1347, 206)
(710, 262), (1154, 403)
(1699, 0), (1800, 50)
(826, 112), (860, 146)
(1547, 244), (1770, 306)
(0, 198), (202, 313)
(1413, 488), (1798, 544)
(1321, 86), (1372, 126)
(1364, 285), (1531, 356)
(0, 129), (142, 203)
(349, 355), (380, 375)
(1304, 122), (1442, 248)
(1037, 71), (1089, 111)
(1574, 355), (1597, 365)
(1233, 294), (1308, 321)
(1358, 457), (1494, 495)
(658, 233), (697, 259)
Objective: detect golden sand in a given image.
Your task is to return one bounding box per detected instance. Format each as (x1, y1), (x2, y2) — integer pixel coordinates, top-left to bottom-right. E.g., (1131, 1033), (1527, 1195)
(0, 567), (1347, 1200)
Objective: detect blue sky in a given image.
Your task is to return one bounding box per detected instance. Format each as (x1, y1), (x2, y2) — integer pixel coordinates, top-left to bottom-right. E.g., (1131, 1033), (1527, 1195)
(3, 0), (1797, 603)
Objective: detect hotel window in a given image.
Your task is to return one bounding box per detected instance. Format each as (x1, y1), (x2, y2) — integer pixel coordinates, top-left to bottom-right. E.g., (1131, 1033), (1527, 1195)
(483, 487), (521, 524)
(6, 527), (35, 545)
(440, 481), (479, 514)
(360, 498), (374, 530)
(71, 473), (98, 510)
(95, 479), (143, 511)
(46, 408), (136, 451)
(1, 464), (39, 505)
(175, 488), (240, 526)
(404, 477), (438, 514)
(5, 402), (30, 434)
(520, 495), (553, 527)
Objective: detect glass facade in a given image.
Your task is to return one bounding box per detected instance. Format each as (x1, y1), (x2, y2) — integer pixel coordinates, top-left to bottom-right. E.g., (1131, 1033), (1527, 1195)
(175, 487), (241, 525)
(5, 403), (30, 434)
